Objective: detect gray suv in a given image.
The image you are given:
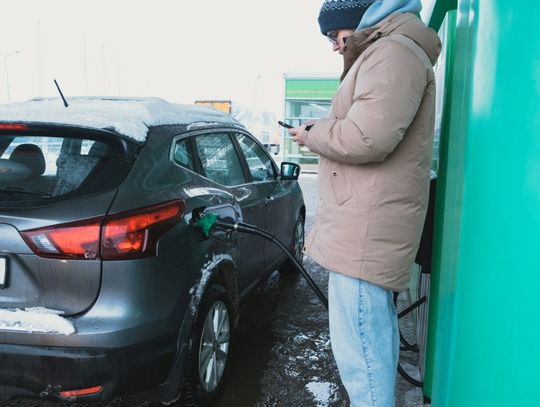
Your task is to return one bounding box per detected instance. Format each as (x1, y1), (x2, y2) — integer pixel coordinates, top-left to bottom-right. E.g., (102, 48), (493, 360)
(0, 97), (305, 405)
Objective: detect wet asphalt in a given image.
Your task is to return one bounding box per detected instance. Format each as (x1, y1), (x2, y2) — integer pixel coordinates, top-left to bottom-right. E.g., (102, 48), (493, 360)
(0, 174), (424, 407)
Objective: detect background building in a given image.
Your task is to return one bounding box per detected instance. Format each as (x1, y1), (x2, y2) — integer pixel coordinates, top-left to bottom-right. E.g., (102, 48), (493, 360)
(281, 75), (339, 170)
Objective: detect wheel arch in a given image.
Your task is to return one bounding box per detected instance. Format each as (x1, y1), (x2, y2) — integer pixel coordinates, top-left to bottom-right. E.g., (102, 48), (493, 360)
(209, 260), (240, 325)
(151, 254), (239, 404)
(189, 254), (240, 327)
(294, 204), (306, 246)
(299, 205), (306, 223)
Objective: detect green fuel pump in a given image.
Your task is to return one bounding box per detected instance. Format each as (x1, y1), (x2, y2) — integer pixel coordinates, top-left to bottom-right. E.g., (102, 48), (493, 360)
(422, 1), (540, 406)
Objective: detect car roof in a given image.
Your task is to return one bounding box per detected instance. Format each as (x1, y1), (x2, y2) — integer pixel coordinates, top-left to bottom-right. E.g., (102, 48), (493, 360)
(0, 96), (245, 143)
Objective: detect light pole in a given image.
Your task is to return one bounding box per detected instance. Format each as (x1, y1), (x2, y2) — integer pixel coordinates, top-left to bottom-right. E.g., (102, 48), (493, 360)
(2, 50), (21, 103)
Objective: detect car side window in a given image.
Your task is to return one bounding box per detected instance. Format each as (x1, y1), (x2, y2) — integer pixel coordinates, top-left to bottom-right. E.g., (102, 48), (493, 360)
(235, 133), (276, 182)
(173, 138), (195, 171)
(194, 133), (246, 186)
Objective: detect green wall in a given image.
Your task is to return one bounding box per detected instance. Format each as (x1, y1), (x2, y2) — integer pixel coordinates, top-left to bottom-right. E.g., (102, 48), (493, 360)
(428, 1), (540, 405)
(423, 0), (457, 31)
(423, 10), (457, 400)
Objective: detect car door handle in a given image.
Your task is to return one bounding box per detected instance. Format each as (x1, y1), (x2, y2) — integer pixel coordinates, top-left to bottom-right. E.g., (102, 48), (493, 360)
(265, 196), (275, 205)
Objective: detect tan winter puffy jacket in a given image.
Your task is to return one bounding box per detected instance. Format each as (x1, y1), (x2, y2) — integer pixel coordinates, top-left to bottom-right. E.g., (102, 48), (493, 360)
(304, 12), (441, 291)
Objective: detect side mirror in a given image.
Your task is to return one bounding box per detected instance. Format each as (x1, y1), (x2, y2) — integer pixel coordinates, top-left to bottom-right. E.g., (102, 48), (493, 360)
(280, 162), (301, 180)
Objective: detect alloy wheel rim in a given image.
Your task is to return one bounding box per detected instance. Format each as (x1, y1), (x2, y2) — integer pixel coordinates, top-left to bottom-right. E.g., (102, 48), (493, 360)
(198, 300), (230, 392)
(294, 219), (305, 262)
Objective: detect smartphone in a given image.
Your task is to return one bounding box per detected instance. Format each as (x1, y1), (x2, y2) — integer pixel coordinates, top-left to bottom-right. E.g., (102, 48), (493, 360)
(278, 120), (293, 129)
(278, 120), (314, 131)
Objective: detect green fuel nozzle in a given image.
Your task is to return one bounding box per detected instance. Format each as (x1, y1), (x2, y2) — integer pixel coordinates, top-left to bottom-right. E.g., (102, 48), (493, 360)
(196, 212), (219, 237)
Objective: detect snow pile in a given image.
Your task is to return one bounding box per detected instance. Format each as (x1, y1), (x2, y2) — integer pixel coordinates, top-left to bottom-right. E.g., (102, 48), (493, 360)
(0, 97), (243, 143)
(305, 381), (332, 406)
(0, 307), (75, 335)
(404, 387), (424, 406)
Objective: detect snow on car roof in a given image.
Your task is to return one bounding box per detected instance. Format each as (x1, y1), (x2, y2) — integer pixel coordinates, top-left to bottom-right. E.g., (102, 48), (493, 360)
(0, 97), (244, 143)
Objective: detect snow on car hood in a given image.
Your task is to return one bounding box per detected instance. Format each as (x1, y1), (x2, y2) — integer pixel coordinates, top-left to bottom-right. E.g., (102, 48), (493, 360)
(0, 97), (243, 143)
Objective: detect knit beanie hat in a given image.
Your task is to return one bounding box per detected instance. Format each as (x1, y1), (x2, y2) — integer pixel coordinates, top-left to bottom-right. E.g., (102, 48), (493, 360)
(318, 0), (375, 35)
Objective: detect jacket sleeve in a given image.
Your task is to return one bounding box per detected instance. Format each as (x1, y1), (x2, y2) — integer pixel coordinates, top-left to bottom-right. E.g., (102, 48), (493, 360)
(304, 40), (428, 165)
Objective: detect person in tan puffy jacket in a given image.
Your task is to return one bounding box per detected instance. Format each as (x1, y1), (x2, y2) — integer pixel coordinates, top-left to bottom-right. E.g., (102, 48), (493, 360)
(288, 1), (441, 406)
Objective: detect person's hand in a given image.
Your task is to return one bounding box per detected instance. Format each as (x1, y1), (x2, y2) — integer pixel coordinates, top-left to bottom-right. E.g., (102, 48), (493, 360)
(288, 126), (306, 146)
(289, 120), (316, 146)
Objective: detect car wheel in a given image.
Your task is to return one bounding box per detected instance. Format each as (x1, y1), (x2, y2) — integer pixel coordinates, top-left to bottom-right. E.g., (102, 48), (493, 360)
(183, 283), (232, 406)
(279, 213), (305, 275)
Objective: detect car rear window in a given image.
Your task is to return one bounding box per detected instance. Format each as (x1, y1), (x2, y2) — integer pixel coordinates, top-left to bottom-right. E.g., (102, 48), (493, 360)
(0, 133), (132, 205)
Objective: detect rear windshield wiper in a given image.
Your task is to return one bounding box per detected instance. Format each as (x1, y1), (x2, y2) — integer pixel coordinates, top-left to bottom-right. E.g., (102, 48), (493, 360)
(0, 187), (52, 198)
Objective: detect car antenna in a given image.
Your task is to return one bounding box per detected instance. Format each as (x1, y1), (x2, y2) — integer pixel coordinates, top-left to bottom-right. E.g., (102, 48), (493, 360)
(53, 79), (69, 108)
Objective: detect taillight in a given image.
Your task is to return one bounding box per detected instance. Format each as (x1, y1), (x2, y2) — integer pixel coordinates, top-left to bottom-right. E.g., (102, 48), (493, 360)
(59, 385), (103, 399)
(20, 200), (185, 260)
(21, 219), (102, 260)
(0, 123), (28, 131)
(102, 200), (185, 260)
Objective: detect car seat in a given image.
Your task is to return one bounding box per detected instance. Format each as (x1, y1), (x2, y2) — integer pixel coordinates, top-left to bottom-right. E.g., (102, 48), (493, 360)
(87, 141), (109, 158)
(8, 144), (46, 178)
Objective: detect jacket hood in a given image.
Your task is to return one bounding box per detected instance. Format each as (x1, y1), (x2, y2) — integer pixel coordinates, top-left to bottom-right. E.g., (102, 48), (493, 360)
(383, 12), (441, 65)
(357, 0), (422, 30)
(342, 12), (441, 78)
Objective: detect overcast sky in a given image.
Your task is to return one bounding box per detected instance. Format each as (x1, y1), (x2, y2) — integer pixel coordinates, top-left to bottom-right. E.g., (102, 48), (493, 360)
(0, 0), (346, 116)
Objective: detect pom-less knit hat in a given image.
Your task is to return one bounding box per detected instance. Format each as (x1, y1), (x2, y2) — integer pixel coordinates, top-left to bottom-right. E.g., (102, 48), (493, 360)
(318, 0), (375, 35)
(318, 0), (422, 35)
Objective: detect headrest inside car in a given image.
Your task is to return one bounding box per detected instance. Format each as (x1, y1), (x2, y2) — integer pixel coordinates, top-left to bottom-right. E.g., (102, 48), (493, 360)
(9, 143), (46, 177)
(88, 141), (109, 157)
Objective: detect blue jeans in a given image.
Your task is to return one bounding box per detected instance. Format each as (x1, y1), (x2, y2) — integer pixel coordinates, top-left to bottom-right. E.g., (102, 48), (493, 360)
(328, 271), (399, 407)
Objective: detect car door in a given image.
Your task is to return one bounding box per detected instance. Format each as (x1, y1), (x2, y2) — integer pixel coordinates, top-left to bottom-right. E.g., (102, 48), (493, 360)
(191, 131), (266, 292)
(233, 132), (292, 272)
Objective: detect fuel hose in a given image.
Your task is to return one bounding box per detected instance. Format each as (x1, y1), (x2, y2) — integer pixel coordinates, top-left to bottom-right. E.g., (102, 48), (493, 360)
(195, 211), (424, 388)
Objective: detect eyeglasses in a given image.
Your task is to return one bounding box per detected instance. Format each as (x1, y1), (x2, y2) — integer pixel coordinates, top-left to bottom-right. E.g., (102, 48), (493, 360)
(327, 30), (339, 45)
(327, 31), (349, 46)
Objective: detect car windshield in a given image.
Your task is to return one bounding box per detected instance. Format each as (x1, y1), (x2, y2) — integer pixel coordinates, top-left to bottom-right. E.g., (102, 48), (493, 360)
(0, 132), (132, 206)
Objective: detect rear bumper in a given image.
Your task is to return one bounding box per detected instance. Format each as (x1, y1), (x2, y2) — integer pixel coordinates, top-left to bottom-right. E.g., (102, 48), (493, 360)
(0, 333), (180, 401)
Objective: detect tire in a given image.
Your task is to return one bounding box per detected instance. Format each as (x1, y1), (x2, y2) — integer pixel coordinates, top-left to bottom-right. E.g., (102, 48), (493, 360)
(182, 284), (233, 406)
(279, 213), (305, 275)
